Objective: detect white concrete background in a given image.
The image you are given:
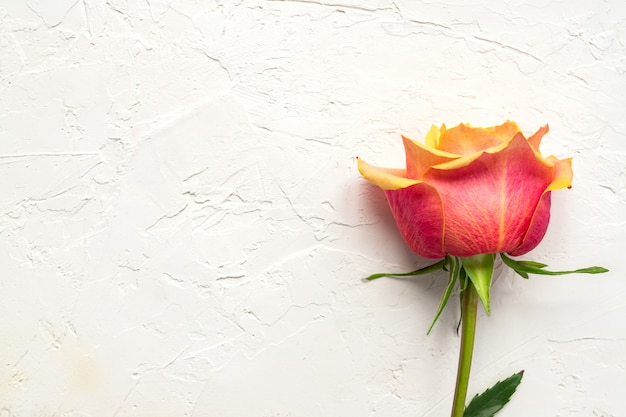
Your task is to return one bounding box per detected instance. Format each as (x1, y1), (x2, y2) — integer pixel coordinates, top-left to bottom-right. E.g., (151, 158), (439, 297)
(1, 0), (625, 416)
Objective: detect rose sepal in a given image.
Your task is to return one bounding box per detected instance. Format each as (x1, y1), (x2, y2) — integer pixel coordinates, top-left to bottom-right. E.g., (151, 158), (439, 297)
(427, 255), (460, 334)
(460, 254), (496, 315)
(501, 253), (609, 278)
(364, 259), (446, 281)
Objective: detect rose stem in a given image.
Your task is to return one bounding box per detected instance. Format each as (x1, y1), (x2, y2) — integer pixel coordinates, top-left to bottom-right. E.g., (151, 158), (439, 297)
(450, 281), (479, 417)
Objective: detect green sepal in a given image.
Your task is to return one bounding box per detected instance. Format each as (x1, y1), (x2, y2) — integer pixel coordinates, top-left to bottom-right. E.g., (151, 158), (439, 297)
(365, 259), (446, 281)
(516, 260), (548, 269)
(511, 260), (547, 278)
(463, 371), (524, 417)
(512, 269), (529, 279)
(460, 254), (495, 315)
(456, 267), (468, 333)
(459, 267), (469, 291)
(501, 254), (609, 276)
(427, 256), (459, 335)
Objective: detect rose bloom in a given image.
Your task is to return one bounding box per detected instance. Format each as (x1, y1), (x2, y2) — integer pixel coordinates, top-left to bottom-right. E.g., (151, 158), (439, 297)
(358, 121), (572, 258)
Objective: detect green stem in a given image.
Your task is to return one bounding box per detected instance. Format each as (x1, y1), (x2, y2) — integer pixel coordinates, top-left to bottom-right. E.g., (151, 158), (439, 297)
(450, 281), (479, 417)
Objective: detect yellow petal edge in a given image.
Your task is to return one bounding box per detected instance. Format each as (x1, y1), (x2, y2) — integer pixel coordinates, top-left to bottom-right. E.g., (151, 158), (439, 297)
(357, 158), (421, 191)
(547, 157), (573, 191)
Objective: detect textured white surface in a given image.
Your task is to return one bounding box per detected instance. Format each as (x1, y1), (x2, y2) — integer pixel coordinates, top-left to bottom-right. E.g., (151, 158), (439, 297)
(1, 0), (625, 416)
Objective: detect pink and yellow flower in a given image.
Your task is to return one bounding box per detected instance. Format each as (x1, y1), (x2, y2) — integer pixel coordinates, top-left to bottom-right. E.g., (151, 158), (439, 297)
(358, 121), (573, 258)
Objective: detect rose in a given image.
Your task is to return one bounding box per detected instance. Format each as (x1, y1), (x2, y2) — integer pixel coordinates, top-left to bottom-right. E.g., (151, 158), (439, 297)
(358, 121), (573, 258)
(358, 121), (607, 417)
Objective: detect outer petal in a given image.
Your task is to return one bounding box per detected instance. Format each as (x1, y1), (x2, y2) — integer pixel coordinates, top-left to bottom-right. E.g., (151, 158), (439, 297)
(510, 157), (572, 255)
(423, 133), (554, 256)
(527, 124), (549, 151)
(384, 183), (446, 258)
(358, 157), (445, 258)
(402, 135), (459, 180)
(424, 124), (442, 148)
(357, 158), (419, 190)
(547, 157), (573, 190)
(436, 121), (521, 155)
(509, 192), (551, 256)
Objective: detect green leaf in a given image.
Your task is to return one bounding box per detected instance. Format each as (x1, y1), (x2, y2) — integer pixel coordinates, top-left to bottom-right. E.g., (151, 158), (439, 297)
(501, 254), (609, 276)
(365, 259), (445, 281)
(463, 371), (524, 417)
(427, 256), (460, 335)
(460, 254), (495, 315)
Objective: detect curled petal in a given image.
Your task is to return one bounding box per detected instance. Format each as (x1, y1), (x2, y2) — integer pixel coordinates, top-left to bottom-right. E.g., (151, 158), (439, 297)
(424, 124), (442, 149)
(436, 121), (521, 155)
(510, 192), (551, 256)
(547, 157), (573, 191)
(511, 157), (572, 255)
(527, 124), (549, 151)
(357, 158), (419, 191)
(402, 135), (458, 180)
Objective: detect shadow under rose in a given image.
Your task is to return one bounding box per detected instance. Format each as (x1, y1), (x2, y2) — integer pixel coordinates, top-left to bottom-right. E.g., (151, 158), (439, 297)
(357, 181), (465, 337)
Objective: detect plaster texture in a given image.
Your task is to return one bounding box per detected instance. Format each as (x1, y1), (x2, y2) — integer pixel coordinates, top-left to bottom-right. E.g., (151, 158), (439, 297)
(1, 0), (625, 416)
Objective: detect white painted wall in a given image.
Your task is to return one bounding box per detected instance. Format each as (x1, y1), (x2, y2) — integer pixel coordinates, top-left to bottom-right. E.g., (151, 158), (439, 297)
(1, 1), (625, 416)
